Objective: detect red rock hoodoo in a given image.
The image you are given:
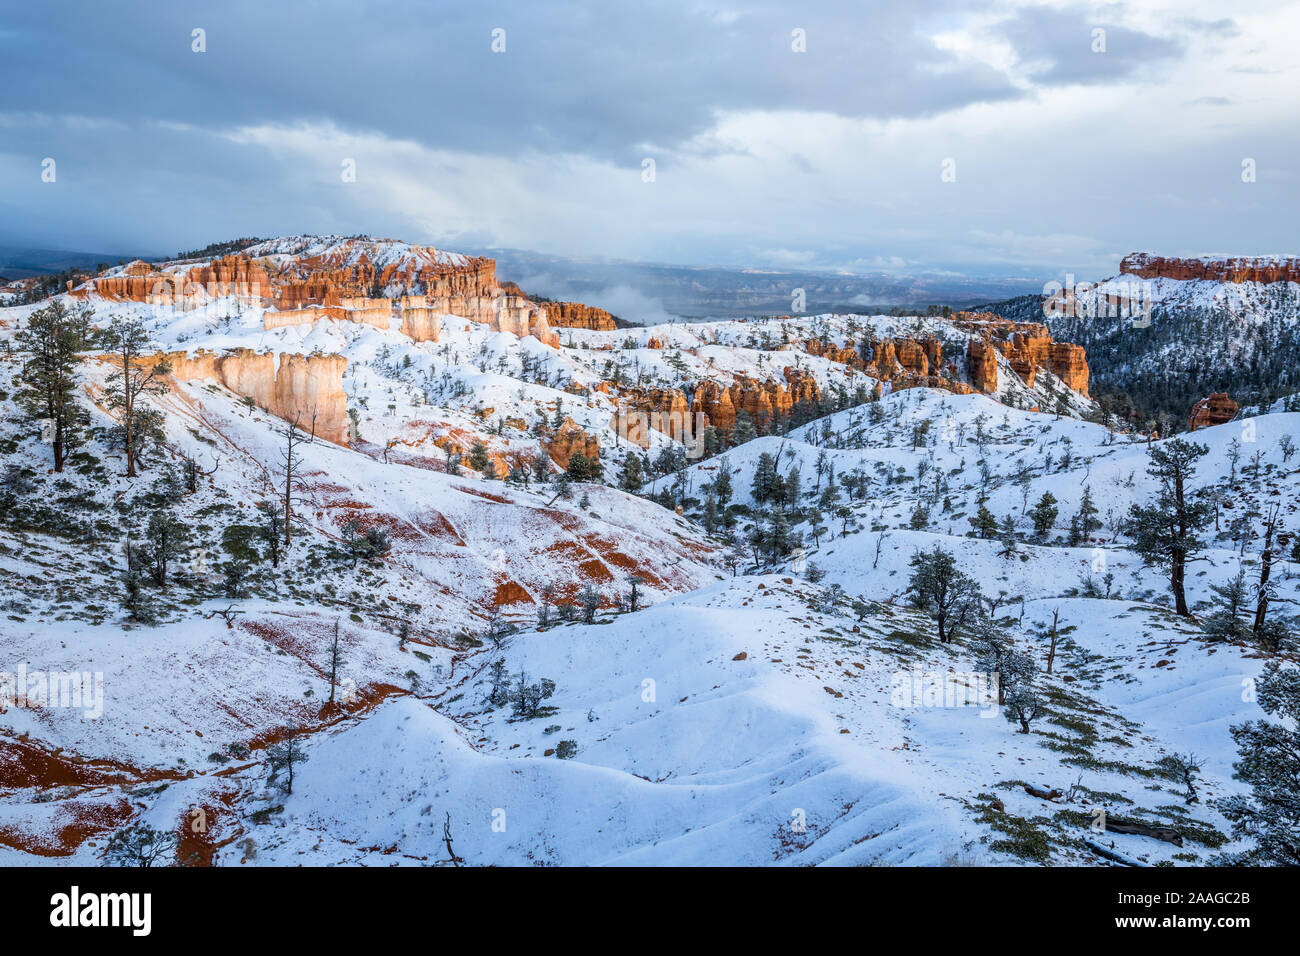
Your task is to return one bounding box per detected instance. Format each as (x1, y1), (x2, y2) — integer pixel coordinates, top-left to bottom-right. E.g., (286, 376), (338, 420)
(1188, 393), (1239, 431)
(954, 313), (1090, 397)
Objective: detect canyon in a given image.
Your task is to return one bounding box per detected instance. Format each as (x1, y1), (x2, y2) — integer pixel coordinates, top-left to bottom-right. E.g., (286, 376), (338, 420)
(62, 238), (1101, 472)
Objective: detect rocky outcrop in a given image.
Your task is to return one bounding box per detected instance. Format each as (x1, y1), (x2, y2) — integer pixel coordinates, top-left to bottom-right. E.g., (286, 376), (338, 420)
(147, 348), (350, 445)
(72, 241), (564, 346)
(1188, 393), (1238, 431)
(541, 301), (620, 331)
(547, 417), (600, 466)
(966, 338), (999, 394)
(612, 366), (822, 447)
(691, 381), (736, 436)
(954, 313), (1090, 397)
(1047, 342), (1090, 395)
(802, 337), (862, 369)
(1121, 253), (1300, 285)
(614, 387), (695, 446)
(396, 296), (442, 343)
(729, 369), (820, 434)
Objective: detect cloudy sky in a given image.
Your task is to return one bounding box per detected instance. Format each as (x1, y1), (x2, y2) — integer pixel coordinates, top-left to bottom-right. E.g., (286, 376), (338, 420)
(1, 0), (1295, 278)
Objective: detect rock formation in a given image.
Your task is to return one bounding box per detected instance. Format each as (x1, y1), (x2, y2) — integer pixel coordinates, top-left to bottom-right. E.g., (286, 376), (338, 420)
(954, 313), (1089, 397)
(142, 348), (350, 446)
(547, 417), (601, 466)
(1188, 393), (1238, 431)
(1121, 253), (1300, 285)
(71, 240), (566, 347)
(540, 301), (620, 331)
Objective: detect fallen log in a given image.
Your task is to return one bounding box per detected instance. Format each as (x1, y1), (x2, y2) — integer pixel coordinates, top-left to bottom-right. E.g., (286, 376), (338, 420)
(1105, 818), (1183, 846)
(1083, 838), (1149, 867)
(1023, 784), (1063, 801)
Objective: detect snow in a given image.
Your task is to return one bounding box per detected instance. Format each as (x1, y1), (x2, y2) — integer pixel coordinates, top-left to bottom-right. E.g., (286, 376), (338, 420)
(1, 240), (1296, 866)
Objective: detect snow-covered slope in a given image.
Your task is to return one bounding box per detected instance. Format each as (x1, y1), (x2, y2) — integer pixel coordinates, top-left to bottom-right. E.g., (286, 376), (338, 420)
(0, 241), (1292, 867)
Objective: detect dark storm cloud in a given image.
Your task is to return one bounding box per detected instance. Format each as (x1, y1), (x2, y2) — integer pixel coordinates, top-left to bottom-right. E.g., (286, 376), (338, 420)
(1, 0), (1025, 162)
(990, 5), (1189, 85)
(0, 0), (1278, 275)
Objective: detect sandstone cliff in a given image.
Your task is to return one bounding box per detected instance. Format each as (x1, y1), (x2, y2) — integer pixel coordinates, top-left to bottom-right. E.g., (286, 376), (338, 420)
(148, 348), (350, 446)
(72, 240), (564, 347)
(541, 301), (620, 331)
(1121, 253), (1300, 285)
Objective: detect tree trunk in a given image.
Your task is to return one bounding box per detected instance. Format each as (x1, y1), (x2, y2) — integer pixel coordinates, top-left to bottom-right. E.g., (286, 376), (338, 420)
(1171, 556), (1188, 616)
(123, 351), (136, 478)
(53, 418), (65, 472)
(1254, 515), (1276, 632)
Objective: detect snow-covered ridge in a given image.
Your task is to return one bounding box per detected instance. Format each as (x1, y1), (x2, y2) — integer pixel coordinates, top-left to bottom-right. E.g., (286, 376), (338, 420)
(241, 235), (473, 269)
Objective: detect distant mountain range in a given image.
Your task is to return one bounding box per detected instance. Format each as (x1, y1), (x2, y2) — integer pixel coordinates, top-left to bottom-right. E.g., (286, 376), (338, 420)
(0, 244), (154, 279)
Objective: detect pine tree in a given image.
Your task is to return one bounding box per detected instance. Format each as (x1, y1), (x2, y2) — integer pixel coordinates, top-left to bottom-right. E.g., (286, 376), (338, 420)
(566, 451), (602, 482)
(998, 515), (1018, 558)
(1001, 649), (1043, 734)
(1075, 484), (1102, 539)
(731, 411), (758, 445)
(703, 493), (719, 534)
(15, 299), (93, 473)
(713, 463), (733, 505)
(326, 619), (346, 706)
(142, 508), (189, 588)
(751, 452), (781, 504)
(907, 546), (982, 643)
(1128, 439), (1212, 616)
(578, 584), (602, 623)
(970, 613), (1014, 705)
(467, 441), (491, 474)
(1202, 569), (1254, 642)
(257, 500), (283, 568)
(265, 732), (308, 794)
(1219, 661), (1300, 865)
(969, 503), (997, 539)
(619, 454), (644, 493)
(1030, 492), (1058, 538)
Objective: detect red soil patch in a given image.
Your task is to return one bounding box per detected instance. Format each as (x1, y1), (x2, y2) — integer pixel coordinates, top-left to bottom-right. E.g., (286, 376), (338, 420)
(0, 739), (177, 789)
(491, 579), (535, 607)
(0, 797), (134, 858)
(576, 558), (614, 583)
(248, 682), (406, 751)
(176, 790), (241, 867)
(345, 509), (422, 544)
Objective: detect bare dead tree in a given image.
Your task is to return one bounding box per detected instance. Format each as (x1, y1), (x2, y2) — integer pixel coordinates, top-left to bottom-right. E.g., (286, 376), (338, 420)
(203, 604), (245, 628)
(442, 811), (462, 867)
(101, 316), (171, 477)
(278, 415), (308, 551)
(179, 449), (220, 494)
(327, 618), (345, 706)
(1046, 607), (1061, 675)
(1254, 502), (1284, 633)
